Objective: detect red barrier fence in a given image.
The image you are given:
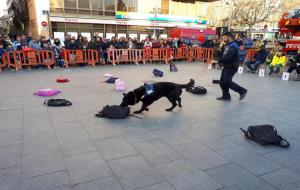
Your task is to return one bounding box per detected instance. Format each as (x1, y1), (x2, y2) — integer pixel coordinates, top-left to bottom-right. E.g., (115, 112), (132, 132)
(0, 48), (214, 71)
(108, 49), (140, 66)
(63, 50), (98, 67)
(2, 50), (54, 70)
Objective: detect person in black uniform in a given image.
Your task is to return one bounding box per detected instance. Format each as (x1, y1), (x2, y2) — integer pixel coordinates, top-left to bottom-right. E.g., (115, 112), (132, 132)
(287, 49), (300, 81)
(217, 32), (248, 101)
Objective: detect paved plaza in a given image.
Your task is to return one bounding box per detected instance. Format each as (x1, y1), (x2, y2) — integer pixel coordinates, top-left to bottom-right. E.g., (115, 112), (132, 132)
(0, 62), (299, 190)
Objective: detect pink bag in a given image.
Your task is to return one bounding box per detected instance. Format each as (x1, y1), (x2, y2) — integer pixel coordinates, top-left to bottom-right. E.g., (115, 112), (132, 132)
(115, 79), (126, 92)
(34, 89), (61, 97)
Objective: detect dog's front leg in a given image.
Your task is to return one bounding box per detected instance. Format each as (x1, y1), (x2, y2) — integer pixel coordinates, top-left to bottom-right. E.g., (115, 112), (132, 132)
(133, 100), (150, 114)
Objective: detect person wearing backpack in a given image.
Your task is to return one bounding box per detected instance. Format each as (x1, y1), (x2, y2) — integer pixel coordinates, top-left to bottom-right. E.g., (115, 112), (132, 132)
(217, 32), (247, 101)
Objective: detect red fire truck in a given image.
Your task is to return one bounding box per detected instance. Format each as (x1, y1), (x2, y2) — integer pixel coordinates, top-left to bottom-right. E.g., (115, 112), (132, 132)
(168, 27), (216, 43)
(278, 10), (300, 58)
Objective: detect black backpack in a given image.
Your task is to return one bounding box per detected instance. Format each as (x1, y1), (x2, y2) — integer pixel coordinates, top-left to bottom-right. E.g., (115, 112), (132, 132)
(187, 86), (207, 95)
(240, 125), (290, 148)
(44, 99), (72, 107)
(153, 69), (164, 77)
(95, 105), (142, 119)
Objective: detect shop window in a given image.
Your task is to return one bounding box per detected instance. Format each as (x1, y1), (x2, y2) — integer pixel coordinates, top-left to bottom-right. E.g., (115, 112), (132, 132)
(66, 23), (79, 28)
(92, 11), (103, 17)
(64, 0), (77, 8)
(65, 9), (77, 17)
(117, 0), (137, 12)
(92, 24), (104, 29)
(104, 0), (115, 11)
(50, 7), (64, 16)
(117, 25), (127, 30)
(104, 11), (115, 16)
(78, 10), (91, 17)
(90, 0), (103, 10)
(78, 0), (90, 9)
(50, 0), (63, 8)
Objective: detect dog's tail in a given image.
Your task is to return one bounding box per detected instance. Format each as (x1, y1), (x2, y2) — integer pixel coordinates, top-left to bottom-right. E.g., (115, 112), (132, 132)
(179, 79), (195, 91)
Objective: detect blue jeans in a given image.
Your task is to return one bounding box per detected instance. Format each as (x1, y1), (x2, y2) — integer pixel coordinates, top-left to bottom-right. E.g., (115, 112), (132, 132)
(246, 60), (263, 72)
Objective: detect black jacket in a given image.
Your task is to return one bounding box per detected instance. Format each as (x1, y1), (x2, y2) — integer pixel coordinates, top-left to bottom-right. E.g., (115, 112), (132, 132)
(220, 41), (239, 68)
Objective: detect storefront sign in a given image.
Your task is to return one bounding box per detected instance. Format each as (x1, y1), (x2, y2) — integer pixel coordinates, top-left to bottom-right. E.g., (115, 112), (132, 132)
(115, 11), (208, 25)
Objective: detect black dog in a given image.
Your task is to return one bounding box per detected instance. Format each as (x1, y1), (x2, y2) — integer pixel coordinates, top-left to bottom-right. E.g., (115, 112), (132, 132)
(120, 79), (195, 114)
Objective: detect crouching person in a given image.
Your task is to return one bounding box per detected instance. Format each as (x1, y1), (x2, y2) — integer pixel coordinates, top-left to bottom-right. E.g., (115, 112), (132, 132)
(269, 52), (287, 75)
(287, 49), (300, 81)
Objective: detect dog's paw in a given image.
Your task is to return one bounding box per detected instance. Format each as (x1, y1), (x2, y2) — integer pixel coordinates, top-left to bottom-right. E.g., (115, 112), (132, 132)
(134, 111), (142, 114)
(165, 109), (172, 112)
(145, 108), (149, 111)
(178, 104), (182, 108)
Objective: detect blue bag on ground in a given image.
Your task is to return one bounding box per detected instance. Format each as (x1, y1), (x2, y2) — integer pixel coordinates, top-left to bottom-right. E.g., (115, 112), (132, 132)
(153, 69), (163, 77)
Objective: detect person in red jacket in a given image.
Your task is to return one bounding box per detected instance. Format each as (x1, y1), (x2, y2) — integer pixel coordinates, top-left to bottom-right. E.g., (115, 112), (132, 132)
(22, 44), (34, 69)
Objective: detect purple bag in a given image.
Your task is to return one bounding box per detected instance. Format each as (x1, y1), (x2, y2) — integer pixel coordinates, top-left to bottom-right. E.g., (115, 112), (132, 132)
(34, 89), (61, 97)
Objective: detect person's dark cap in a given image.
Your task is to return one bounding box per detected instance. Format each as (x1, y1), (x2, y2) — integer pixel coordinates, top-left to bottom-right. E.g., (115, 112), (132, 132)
(260, 45), (265, 49)
(222, 32), (234, 38)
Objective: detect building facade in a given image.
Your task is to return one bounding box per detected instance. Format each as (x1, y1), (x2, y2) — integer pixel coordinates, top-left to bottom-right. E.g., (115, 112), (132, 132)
(27, 0), (213, 40)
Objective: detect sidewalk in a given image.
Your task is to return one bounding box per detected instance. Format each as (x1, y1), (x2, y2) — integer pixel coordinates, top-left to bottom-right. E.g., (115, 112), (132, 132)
(0, 63), (299, 190)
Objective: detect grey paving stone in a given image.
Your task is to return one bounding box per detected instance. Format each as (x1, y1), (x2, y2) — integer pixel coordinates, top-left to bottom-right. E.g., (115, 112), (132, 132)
(260, 168), (300, 190)
(95, 136), (138, 160)
(137, 182), (175, 190)
(85, 125), (124, 140)
(191, 130), (237, 151)
(22, 171), (72, 190)
(0, 109), (23, 132)
(0, 145), (21, 170)
(73, 177), (123, 190)
(264, 139), (300, 174)
(151, 128), (196, 146)
(0, 97), (23, 110)
(218, 146), (281, 176)
(22, 130), (59, 155)
(21, 149), (65, 179)
(155, 159), (222, 190)
(206, 163), (277, 190)
(155, 159), (199, 180)
(122, 126), (155, 143)
(58, 138), (97, 157)
(173, 142), (231, 170)
(0, 167), (21, 190)
(108, 155), (163, 190)
(64, 151), (112, 185)
(133, 139), (183, 166)
(23, 118), (53, 135)
(0, 129), (22, 148)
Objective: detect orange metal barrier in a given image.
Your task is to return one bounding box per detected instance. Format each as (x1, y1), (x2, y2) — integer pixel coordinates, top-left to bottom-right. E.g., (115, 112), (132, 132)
(0, 54), (7, 72)
(187, 48), (204, 62)
(63, 50), (98, 67)
(245, 49), (258, 61)
(173, 48), (187, 60)
(203, 48), (214, 62)
(108, 49), (140, 66)
(141, 48), (170, 64)
(2, 50), (54, 70)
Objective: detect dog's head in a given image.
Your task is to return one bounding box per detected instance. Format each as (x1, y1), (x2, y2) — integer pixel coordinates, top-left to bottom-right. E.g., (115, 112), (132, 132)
(120, 92), (136, 107)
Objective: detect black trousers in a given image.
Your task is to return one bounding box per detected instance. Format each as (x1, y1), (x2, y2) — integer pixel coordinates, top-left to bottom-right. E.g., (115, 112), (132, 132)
(287, 63), (300, 74)
(220, 67), (247, 98)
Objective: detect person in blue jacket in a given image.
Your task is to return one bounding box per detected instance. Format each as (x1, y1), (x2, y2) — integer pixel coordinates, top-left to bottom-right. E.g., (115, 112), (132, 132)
(245, 45), (269, 73)
(239, 45), (247, 64)
(217, 32), (247, 101)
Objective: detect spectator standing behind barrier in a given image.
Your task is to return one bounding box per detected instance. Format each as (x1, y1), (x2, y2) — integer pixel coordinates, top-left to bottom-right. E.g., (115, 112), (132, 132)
(0, 43), (4, 65)
(29, 39), (42, 50)
(76, 35), (83, 49)
(87, 37), (98, 50)
(21, 35), (27, 47)
(144, 38), (152, 48)
(53, 39), (63, 67)
(269, 52), (287, 75)
(13, 36), (22, 50)
(127, 38), (135, 49)
(39, 36), (48, 49)
(64, 35), (70, 49)
(217, 32), (248, 101)
(245, 45), (269, 73)
(243, 36), (253, 49)
(287, 49), (300, 81)
(203, 37), (215, 48)
(27, 33), (33, 44)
